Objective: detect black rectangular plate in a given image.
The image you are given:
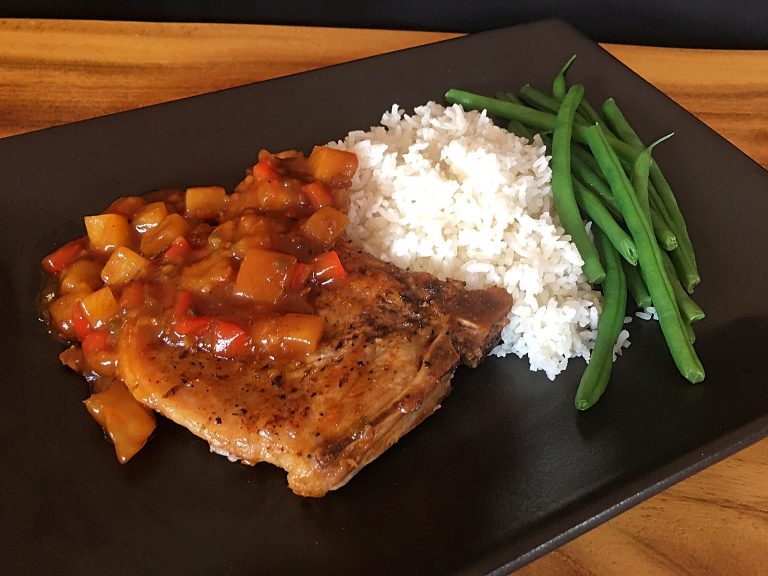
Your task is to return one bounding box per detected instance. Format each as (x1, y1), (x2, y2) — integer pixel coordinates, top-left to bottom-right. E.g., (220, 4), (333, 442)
(1, 20), (767, 576)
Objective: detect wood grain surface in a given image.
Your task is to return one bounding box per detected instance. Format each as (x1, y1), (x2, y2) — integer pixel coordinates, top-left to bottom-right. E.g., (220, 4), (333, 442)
(1, 18), (766, 576)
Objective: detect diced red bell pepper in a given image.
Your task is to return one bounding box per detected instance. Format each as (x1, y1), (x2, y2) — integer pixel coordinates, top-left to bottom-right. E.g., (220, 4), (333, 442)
(172, 290), (212, 335)
(41, 238), (86, 274)
(301, 180), (333, 209)
(173, 290), (194, 318)
(252, 159), (279, 181)
(287, 262), (313, 291)
(174, 315), (213, 336)
(313, 250), (346, 286)
(82, 329), (110, 355)
(72, 305), (92, 341)
(213, 320), (249, 356)
(163, 236), (192, 264)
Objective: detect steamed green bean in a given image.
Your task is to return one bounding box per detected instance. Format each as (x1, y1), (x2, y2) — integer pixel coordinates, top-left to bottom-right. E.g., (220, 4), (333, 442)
(552, 85), (606, 284)
(575, 228), (627, 410)
(584, 123), (704, 383)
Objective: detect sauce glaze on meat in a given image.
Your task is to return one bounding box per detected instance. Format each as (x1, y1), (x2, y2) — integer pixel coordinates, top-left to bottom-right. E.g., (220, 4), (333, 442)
(41, 146), (513, 496)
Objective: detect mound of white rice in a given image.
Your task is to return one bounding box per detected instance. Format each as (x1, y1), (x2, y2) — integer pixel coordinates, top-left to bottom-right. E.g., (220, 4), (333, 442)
(330, 102), (604, 380)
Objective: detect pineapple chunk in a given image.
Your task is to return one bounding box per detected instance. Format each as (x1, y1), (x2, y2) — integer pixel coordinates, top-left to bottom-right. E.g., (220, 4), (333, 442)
(231, 214), (273, 257)
(253, 313), (324, 356)
(84, 213), (132, 254)
(101, 247), (150, 286)
(185, 186), (226, 220)
(139, 213), (191, 258)
(107, 196), (145, 218)
(48, 293), (84, 339)
(232, 235), (272, 259)
(83, 380), (156, 464)
(307, 146), (358, 185)
(133, 202), (169, 234)
(299, 206), (348, 249)
(208, 220), (237, 250)
(81, 286), (119, 328)
(235, 248), (295, 303)
(60, 260), (103, 294)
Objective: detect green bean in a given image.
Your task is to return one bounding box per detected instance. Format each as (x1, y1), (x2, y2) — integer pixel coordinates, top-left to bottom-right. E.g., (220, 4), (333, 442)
(575, 228), (627, 410)
(660, 250), (705, 325)
(506, 120), (533, 140)
(544, 135), (619, 216)
(633, 165), (651, 221)
(600, 133), (648, 166)
(647, 188), (678, 250)
(601, 97), (699, 278)
(553, 54), (577, 101)
(573, 178), (638, 265)
(519, 84), (590, 125)
(444, 89), (635, 161)
(496, 94), (532, 137)
(632, 134), (678, 251)
(584, 123), (704, 383)
(602, 98), (645, 149)
(651, 207), (679, 251)
(445, 88), (698, 279)
(445, 87), (699, 287)
(551, 85), (605, 284)
(497, 93), (534, 139)
(661, 250), (702, 344)
(682, 316), (696, 343)
(649, 183), (674, 230)
(495, 92), (515, 104)
(550, 55), (611, 136)
(446, 89), (558, 132)
(649, 184), (692, 256)
(602, 99), (698, 287)
(668, 243), (699, 294)
(571, 150), (620, 215)
(651, 180), (699, 291)
(582, 97), (621, 141)
(518, 84), (561, 114)
(571, 141), (603, 174)
(650, 165), (698, 268)
(495, 95), (527, 134)
(623, 259), (652, 308)
(632, 134), (673, 219)
(578, 98), (604, 127)
(572, 160), (676, 253)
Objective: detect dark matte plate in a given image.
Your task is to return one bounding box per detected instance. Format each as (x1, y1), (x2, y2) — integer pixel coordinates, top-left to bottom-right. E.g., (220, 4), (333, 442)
(1, 20), (767, 576)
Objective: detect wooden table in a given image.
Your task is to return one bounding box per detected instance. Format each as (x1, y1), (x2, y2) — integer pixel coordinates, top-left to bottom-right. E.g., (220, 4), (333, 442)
(2, 18), (766, 575)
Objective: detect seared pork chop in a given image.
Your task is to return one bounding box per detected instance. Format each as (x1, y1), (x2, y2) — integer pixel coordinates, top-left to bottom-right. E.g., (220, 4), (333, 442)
(119, 241), (512, 496)
(42, 148), (514, 496)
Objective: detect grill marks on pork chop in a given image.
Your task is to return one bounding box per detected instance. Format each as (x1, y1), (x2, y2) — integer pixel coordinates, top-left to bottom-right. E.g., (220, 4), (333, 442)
(119, 241), (512, 496)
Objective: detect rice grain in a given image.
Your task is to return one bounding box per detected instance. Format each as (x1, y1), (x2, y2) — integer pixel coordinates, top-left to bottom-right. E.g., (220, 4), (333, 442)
(332, 102), (603, 379)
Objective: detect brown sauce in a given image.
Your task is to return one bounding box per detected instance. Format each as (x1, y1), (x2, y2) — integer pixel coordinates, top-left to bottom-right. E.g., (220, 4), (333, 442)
(40, 146), (359, 462)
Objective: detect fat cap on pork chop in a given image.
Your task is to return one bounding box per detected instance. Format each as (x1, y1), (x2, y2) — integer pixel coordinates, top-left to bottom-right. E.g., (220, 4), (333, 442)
(118, 241), (512, 497)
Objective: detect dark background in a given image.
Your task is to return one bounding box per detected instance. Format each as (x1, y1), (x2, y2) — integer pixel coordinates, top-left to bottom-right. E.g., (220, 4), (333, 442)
(1, 0), (767, 49)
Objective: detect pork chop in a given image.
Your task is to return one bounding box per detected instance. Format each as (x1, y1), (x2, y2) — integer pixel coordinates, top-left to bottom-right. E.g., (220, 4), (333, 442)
(118, 240), (512, 497)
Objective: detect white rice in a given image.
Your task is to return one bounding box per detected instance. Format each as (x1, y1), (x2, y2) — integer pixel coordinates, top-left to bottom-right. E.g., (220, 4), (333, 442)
(330, 102), (605, 380)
